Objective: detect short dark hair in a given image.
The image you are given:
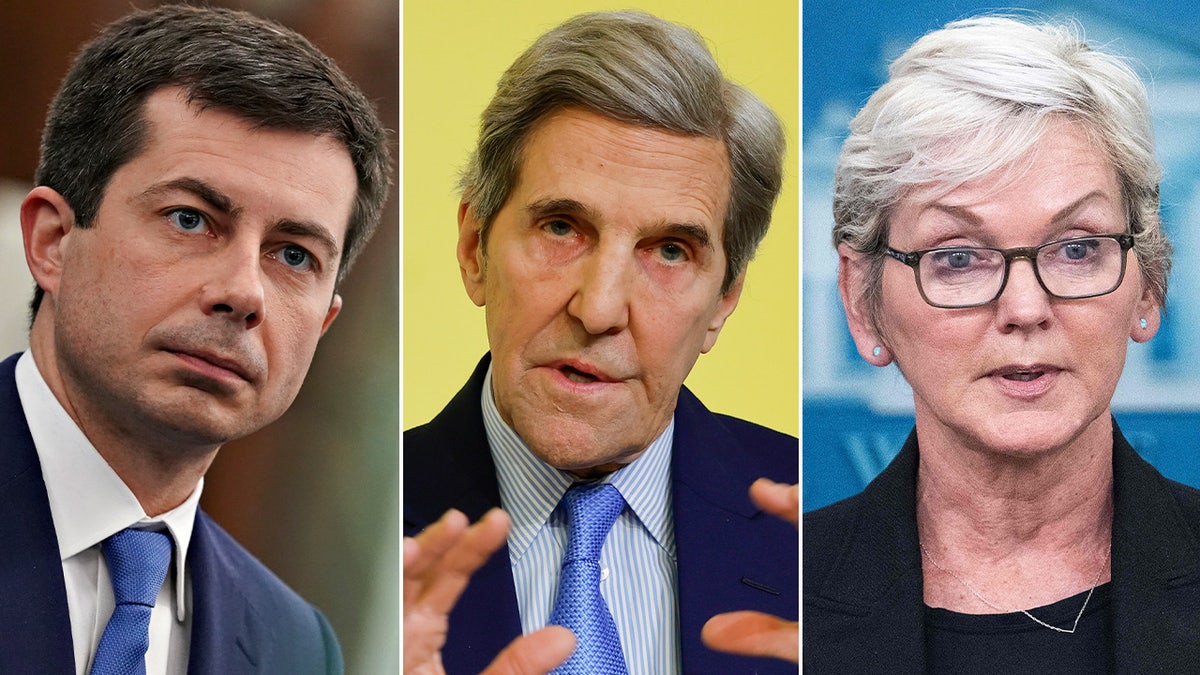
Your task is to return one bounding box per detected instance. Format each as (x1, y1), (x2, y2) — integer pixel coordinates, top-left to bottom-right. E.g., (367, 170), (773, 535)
(31, 3), (392, 315)
(459, 11), (785, 294)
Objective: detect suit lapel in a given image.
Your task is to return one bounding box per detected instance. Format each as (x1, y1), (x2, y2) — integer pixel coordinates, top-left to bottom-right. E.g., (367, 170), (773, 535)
(671, 387), (799, 674)
(186, 512), (260, 675)
(405, 355), (508, 526)
(0, 353), (74, 674)
(404, 354), (523, 673)
(803, 431), (926, 673)
(1110, 424), (1200, 673)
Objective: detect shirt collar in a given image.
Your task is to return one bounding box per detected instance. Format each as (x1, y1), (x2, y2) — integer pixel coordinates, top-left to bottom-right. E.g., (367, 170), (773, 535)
(481, 364), (675, 559)
(16, 350), (201, 621)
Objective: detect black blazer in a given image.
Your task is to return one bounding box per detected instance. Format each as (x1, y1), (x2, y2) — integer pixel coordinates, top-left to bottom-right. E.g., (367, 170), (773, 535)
(405, 354), (799, 674)
(0, 353), (342, 674)
(803, 423), (1200, 673)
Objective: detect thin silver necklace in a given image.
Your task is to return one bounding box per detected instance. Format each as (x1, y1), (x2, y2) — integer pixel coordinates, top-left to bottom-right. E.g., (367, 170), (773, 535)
(918, 540), (1110, 634)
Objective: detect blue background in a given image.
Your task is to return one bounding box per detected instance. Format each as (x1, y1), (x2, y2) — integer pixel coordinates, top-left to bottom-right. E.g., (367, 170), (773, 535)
(803, 0), (1200, 511)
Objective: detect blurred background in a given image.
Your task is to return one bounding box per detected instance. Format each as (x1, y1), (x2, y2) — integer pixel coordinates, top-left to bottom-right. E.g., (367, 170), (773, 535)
(804, 0), (1200, 511)
(0, 1), (397, 672)
(404, 0), (799, 438)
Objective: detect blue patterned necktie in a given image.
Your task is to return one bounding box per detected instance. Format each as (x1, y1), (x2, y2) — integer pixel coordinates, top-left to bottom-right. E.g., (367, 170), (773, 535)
(548, 482), (629, 675)
(90, 528), (173, 675)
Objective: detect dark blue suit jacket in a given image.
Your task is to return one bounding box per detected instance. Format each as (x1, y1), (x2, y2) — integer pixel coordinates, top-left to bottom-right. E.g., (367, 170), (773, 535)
(404, 354), (799, 674)
(0, 353), (342, 674)
(804, 424), (1200, 674)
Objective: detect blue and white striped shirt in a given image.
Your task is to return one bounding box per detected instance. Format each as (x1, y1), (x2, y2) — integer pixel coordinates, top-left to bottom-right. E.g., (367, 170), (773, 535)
(482, 366), (680, 674)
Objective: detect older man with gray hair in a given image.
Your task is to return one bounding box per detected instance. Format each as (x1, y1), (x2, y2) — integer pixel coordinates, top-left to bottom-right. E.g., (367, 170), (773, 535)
(403, 10), (797, 675)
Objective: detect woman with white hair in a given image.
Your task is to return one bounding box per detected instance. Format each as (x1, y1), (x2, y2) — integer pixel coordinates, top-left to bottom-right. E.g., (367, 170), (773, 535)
(804, 16), (1200, 672)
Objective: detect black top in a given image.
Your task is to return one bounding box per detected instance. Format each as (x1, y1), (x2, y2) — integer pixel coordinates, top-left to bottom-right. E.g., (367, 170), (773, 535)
(804, 422), (1200, 674)
(925, 583), (1112, 673)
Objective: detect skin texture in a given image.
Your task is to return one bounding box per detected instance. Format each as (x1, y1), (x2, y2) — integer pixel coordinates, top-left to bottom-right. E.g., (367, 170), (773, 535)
(457, 107), (743, 476)
(839, 118), (1159, 612)
(22, 87), (354, 516)
(841, 118), (1158, 464)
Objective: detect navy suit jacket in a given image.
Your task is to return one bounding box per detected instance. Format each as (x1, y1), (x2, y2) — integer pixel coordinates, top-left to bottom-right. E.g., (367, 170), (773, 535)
(804, 423), (1200, 674)
(404, 354), (799, 674)
(0, 353), (342, 674)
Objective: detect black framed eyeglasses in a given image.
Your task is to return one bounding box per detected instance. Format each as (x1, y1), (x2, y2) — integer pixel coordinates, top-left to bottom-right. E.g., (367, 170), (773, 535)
(886, 233), (1135, 309)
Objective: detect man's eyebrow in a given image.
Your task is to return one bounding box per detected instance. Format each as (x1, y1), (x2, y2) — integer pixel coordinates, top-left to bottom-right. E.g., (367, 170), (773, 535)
(525, 197), (597, 221)
(656, 222), (714, 251)
(140, 177), (238, 216)
(526, 197), (715, 250)
(139, 177), (341, 263)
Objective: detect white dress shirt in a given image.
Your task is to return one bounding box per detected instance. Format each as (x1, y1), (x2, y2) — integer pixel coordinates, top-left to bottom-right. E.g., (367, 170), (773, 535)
(482, 365), (681, 674)
(16, 351), (199, 675)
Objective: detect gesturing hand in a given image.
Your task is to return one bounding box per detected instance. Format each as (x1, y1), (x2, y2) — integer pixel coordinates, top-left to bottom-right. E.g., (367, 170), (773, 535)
(700, 479), (799, 664)
(404, 508), (575, 675)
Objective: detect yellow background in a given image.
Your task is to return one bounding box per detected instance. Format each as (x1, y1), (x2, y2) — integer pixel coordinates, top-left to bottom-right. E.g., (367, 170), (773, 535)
(403, 0), (798, 435)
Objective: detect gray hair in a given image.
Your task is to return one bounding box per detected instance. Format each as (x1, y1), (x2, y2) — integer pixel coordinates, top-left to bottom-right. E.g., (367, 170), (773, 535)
(833, 15), (1170, 335)
(460, 10), (785, 293)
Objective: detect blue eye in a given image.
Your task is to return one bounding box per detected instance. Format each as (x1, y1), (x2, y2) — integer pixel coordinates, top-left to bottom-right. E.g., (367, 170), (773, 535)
(545, 220), (573, 236)
(277, 245), (314, 271)
(167, 208), (208, 233)
(929, 248), (986, 272)
(658, 242), (687, 262)
(1060, 240), (1099, 261)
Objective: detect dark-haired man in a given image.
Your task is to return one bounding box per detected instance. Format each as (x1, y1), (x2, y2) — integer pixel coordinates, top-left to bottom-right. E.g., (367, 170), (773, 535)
(2, 5), (390, 673)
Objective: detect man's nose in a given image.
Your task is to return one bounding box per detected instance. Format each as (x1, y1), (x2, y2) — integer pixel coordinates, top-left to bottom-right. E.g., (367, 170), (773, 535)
(201, 244), (266, 329)
(566, 247), (632, 335)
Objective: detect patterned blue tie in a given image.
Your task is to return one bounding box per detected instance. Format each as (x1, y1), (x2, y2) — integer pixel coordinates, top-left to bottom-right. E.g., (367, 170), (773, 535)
(548, 483), (629, 675)
(90, 529), (173, 675)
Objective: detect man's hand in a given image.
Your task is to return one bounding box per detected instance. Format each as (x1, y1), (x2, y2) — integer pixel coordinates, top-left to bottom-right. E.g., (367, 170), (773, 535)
(746, 477), (798, 527)
(404, 508), (575, 675)
(700, 478), (798, 664)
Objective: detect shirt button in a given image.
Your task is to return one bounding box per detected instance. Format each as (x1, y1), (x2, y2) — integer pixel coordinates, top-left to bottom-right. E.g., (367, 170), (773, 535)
(600, 565), (610, 581)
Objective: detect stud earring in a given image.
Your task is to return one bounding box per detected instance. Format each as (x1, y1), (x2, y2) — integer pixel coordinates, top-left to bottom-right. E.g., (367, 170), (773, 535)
(872, 346), (882, 358)
(1140, 318), (1148, 330)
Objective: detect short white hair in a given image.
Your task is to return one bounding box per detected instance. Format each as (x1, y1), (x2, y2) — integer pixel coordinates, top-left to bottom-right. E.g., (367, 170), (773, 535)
(833, 15), (1170, 332)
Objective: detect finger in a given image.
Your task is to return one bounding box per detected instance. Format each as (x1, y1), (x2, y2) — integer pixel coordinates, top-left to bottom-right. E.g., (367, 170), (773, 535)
(702, 610), (798, 664)
(405, 509), (472, 608)
(415, 508), (512, 613)
(482, 626), (576, 675)
(748, 478), (799, 527)
(402, 605), (449, 674)
(405, 509), (470, 578)
(403, 537), (423, 607)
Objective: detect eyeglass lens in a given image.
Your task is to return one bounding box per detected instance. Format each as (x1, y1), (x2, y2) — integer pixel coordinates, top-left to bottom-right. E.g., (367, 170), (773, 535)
(918, 236), (1126, 307)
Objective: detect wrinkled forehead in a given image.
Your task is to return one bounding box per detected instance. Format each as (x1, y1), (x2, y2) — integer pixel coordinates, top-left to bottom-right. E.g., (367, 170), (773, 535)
(517, 106), (732, 213)
(890, 114), (1115, 214)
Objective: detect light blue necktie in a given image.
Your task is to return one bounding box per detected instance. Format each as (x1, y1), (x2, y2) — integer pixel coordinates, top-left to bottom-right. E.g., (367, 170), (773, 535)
(90, 528), (173, 675)
(548, 482), (629, 675)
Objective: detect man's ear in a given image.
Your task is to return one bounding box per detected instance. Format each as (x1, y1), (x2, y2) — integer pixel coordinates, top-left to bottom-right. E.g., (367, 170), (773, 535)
(457, 201), (486, 307)
(319, 294), (343, 337)
(838, 243), (891, 366)
(21, 187), (76, 301)
(700, 272), (745, 354)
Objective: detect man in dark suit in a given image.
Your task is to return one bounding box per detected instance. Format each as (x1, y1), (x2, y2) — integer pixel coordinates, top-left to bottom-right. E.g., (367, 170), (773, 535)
(403, 11), (797, 674)
(2, 6), (389, 673)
